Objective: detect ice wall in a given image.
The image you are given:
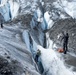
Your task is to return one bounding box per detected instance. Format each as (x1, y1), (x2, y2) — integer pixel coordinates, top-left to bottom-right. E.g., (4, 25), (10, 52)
(9, 0), (19, 19)
(0, 0), (19, 21)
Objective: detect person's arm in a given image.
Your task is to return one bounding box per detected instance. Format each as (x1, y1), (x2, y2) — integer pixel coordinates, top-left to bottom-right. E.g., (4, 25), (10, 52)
(61, 36), (64, 42)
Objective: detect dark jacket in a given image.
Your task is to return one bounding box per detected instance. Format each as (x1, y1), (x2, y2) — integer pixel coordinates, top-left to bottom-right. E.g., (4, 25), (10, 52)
(62, 33), (69, 44)
(35, 50), (41, 62)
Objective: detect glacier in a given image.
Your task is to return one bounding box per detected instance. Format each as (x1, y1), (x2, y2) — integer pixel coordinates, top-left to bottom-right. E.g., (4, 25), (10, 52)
(0, 0), (76, 75)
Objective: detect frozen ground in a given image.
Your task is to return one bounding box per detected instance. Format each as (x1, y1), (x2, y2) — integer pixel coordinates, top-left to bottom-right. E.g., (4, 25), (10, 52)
(0, 18), (40, 75)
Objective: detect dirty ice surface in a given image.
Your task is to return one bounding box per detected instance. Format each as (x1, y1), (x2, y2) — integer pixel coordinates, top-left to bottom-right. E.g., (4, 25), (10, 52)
(0, 23), (40, 75)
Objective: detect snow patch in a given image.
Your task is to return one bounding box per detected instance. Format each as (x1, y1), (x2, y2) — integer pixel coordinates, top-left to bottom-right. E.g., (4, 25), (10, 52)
(37, 45), (76, 75)
(44, 11), (54, 29)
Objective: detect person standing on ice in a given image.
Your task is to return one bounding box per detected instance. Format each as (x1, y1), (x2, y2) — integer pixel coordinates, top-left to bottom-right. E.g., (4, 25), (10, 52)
(35, 49), (41, 63)
(1, 22), (3, 28)
(0, 13), (4, 28)
(61, 31), (69, 54)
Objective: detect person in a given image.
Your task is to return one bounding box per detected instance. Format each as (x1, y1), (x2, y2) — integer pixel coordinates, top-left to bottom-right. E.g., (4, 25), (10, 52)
(34, 49), (41, 63)
(0, 13), (4, 28)
(61, 31), (69, 54)
(1, 22), (3, 28)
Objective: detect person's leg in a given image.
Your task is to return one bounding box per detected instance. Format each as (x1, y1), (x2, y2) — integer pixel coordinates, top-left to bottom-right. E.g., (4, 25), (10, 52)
(63, 43), (65, 52)
(35, 55), (38, 63)
(63, 43), (66, 54)
(65, 43), (68, 53)
(1, 23), (3, 28)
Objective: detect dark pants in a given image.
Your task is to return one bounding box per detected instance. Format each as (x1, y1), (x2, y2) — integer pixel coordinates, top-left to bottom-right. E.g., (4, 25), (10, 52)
(35, 55), (39, 63)
(63, 42), (68, 54)
(1, 23), (3, 28)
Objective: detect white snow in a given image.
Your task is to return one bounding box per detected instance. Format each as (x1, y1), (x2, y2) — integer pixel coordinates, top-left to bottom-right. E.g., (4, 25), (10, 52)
(37, 45), (76, 75)
(46, 32), (53, 48)
(44, 11), (54, 29)
(36, 8), (43, 22)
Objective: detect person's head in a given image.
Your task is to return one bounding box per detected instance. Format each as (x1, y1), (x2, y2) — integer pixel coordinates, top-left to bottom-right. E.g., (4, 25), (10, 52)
(37, 49), (40, 53)
(66, 32), (69, 36)
(37, 49), (41, 55)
